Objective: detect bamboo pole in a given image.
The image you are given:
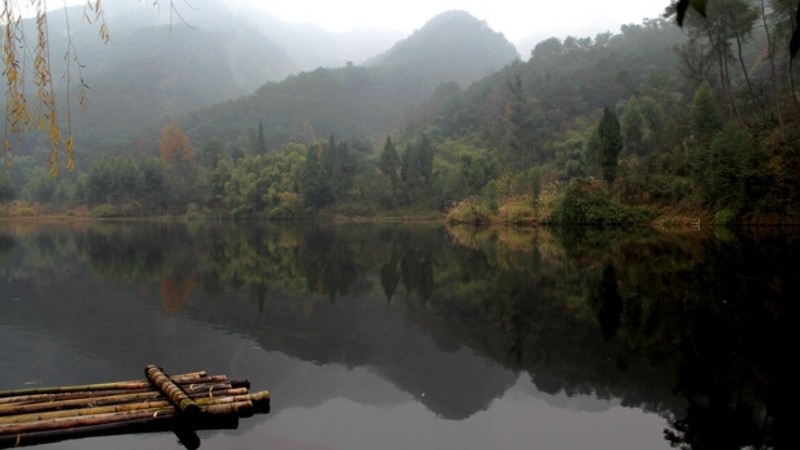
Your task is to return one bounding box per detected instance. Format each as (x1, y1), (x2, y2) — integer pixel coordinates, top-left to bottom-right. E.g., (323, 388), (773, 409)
(230, 379), (251, 389)
(0, 391), (163, 416)
(144, 366), (198, 417)
(194, 391), (270, 412)
(0, 371), (207, 399)
(0, 407), (174, 435)
(0, 400), (175, 425)
(195, 401), (255, 418)
(0, 388), (154, 407)
(178, 375), (229, 385)
(0, 398), (258, 436)
(0, 384), (250, 418)
(0, 391), (268, 425)
(0, 366), (268, 448)
(0, 410), (239, 449)
(188, 387), (248, 398)
(181, 383), (234, 394)
(0, 379), (222, 408)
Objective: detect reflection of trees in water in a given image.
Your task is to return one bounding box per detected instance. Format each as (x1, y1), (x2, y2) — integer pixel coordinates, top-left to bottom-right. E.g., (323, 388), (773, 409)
(379, 255), (401, 302)
(160, 271), (196, 315)
(557, 229), (800, 450)
(4, 222), (798, 448)
(76, 224), (170, 282)
(590, 263), (623, 342)
(0, 231), (14, 262)
(300, 227), (359, 302)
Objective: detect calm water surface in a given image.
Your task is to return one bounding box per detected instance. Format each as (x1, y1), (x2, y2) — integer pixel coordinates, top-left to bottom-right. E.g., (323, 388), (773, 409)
(1, 222), (797, 449)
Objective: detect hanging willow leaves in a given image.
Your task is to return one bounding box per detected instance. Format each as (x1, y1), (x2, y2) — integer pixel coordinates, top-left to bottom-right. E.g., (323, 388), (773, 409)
(0, 0), (109, 172)
(0, 1), (177, 171)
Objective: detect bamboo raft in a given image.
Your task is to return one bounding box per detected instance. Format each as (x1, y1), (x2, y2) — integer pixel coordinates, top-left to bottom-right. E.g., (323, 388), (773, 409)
(0, 365), (270, 449)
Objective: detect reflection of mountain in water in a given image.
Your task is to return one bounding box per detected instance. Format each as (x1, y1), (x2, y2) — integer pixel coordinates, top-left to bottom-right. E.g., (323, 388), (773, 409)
(0, 223), (516, 421)
(2, 222), (799, 449)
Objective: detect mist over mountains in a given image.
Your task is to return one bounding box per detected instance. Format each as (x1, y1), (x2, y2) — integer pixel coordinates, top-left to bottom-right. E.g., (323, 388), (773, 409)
(184, 10), (520, 149)
(19, 4), (521, 155)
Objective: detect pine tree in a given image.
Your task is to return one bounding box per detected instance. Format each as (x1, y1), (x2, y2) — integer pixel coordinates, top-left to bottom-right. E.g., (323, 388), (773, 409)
(597, 106), (622, 185)
(416, 134), (434, 186)
(255, 122), (267, 154)
(380, 136), (400, 182)
(302, 143), (333, 211)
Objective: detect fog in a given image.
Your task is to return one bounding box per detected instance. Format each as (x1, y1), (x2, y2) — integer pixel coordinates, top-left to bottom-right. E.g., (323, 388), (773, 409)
(52, 0), (668, 57)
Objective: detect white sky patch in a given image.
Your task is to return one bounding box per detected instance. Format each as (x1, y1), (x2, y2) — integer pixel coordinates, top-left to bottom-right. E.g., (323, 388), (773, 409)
(38, 0), (669, 41)
(249, 0), (669, 40)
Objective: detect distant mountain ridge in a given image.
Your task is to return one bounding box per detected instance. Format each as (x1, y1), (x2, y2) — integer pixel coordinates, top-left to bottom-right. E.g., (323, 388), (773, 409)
(184, 10), (521, 149)
(9, 5), (520, 158)
(368, 10), (520, 87)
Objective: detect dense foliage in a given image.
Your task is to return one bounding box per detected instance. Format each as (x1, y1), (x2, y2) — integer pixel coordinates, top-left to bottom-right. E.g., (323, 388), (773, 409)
(3, 4), (800, 225)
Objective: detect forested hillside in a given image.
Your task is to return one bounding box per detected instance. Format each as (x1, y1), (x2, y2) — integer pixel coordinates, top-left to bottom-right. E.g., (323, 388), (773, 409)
(2, 2), (406, 160)
(3, 2), (800, 226)
(367, 10), (520, 87)
(183, 10), (520, 150)
(54, 7), (298, 140)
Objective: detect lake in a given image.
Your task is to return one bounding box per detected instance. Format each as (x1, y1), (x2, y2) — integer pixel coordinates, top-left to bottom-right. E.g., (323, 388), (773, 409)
(1, 221), (797, 449)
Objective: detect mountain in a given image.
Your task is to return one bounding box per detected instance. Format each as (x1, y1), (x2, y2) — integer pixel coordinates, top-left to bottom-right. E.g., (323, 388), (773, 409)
(101, 0), (403, 69)
(9, 2), (404, 157)
(368, 10), (520, 88)
(8, 5), (299, 154)
(184, 10), (520, 149)
(68, 20), (300, 141)
(242, 12), (405, 70)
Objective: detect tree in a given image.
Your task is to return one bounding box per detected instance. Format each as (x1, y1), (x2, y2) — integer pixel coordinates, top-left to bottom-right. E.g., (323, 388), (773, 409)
(380, 136), (400, 182)
(673, 0), (800, 59)
(160, 122), (196, 167)
(0, 173), (15, 203)
(597, 107), (623, 184)
(401, 134), (434, 187)
(301, 143), (333, 211)
(199, 138), (225, 168)
(502, 73), (537, 171)
(416, 134), (435, 186)
(667, 0), (759, 122)
(690, 81), (723, 146)
(621, 97), (645, 156)
(380, 136), (401, 203)
(255, 122), (267, 154)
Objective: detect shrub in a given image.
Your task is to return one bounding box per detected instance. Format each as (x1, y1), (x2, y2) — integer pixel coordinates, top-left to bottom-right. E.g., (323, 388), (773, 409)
(713, 208), (736, 228)
(550, 179), (655, 225)
(89, 204), (120, 218)
(498, 201), (536, 225)
(446, 198), (492, 225)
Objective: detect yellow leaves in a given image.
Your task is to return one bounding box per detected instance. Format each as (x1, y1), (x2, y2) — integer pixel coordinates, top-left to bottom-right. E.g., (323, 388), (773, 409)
(159, 122), (196, 166)
(81, 1), (111, 43)
(2, 0), (108, 173)
(65, 136), (75, 172)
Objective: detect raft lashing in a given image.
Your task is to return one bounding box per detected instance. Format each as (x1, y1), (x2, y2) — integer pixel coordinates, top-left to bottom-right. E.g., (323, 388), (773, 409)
(0, 365), (270, 449)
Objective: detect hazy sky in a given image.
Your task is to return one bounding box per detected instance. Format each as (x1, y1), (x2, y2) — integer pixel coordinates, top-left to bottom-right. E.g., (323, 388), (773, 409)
(51, 0), (670, 42)
(247, 0), (670, 40)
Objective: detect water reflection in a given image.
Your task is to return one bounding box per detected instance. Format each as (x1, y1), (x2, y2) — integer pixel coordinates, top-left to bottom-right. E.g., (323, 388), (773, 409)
(1, 221), (797, 449)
